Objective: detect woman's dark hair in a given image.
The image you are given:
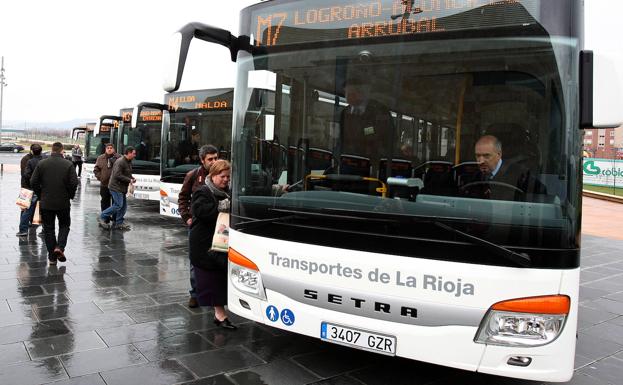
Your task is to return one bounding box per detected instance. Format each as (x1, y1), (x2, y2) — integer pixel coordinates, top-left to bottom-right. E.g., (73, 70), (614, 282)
(199, 145), (218, 160)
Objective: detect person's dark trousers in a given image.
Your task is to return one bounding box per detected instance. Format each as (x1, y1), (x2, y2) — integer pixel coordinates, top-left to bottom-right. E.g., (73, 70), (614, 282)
(188, 229), (197, 299)
(41, 208), (71, 259)
(18, 194), (38, 233)
(73, 161), (83, 177)
(99, 185), (113, 212)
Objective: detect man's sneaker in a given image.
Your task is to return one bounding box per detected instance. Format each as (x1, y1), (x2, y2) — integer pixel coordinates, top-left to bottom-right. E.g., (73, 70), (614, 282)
(97, 217), (111, 229)
(15, 231), (28, 237)
(188, 297), (199, 308)
(54, 247), (66, 262)
(48, 257), (57, 266)
(113, 223), (131, 231)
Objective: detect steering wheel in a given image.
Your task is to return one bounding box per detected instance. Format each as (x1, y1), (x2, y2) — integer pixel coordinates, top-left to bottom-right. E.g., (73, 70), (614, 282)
(459, 181), (525, 196)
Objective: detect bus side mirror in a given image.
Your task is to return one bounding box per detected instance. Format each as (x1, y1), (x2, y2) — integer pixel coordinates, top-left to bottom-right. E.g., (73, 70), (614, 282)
(163, 22), (240, 93)
(131, 106), (139, 129)
(94, 120), (101, 136)
(581, 50), (623, 128)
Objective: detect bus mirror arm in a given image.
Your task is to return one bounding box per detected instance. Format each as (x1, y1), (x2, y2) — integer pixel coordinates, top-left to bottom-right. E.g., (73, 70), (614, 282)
(166, 23), (250, 92)
(189, 22), (246, 62)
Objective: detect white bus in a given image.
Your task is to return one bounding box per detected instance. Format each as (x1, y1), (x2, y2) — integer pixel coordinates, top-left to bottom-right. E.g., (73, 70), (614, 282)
(119, 106), (162, 201)
(165, 0), (623, 381)
(159, 88), (234, 218)
(84, 118), (119, 185)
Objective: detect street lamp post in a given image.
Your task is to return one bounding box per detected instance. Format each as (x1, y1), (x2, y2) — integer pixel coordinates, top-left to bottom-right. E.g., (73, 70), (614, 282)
(0, 56), (7, 146)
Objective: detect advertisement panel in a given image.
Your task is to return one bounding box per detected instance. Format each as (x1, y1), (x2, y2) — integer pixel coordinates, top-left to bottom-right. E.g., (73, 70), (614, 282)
(583, 158), (623, 187)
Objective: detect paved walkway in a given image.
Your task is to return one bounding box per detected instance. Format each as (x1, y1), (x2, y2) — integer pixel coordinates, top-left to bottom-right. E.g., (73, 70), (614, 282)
(0, 169), (622, 385)
(582, 197), (623, 240)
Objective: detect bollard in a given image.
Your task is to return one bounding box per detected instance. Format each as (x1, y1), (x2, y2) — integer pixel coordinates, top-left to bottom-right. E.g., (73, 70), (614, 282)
(1, 163), (3, 176)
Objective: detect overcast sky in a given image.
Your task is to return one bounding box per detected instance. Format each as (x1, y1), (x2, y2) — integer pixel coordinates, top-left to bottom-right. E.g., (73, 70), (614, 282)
(0, 0), (620, 125)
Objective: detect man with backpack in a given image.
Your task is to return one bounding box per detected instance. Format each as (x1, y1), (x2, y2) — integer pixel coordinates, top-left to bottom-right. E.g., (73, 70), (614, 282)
(178, 144), (219, 308)
(17, 144), (44, 237)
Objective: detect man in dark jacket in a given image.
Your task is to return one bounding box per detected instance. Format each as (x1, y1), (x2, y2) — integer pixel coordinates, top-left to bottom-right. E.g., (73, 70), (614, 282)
(20, 145), (35, 177)
(93, 143), (121, 213)
(30, 142), (79, 265)
(17, 144), (43, 236)
(177, 144), (219, 308)
(469, 135), (546, 201)
(99, 146), (136, 230)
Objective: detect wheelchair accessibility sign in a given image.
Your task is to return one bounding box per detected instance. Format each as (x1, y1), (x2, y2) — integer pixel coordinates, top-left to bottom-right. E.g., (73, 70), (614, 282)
(280, 309), (295, 326)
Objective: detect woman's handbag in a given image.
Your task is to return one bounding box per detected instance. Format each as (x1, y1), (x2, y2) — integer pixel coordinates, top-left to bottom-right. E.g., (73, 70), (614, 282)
(211, 212), (230, 252)
(32, 202), (41, 225)
(16, 188), (34, 210)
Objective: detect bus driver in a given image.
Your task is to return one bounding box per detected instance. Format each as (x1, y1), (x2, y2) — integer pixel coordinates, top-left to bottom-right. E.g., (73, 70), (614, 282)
(468, 134), (545, 201)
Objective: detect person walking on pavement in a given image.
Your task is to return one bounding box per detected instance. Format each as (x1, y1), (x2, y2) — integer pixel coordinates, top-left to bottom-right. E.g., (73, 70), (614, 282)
(93, 143), (121, 214)
(30, 142), (79, 265)
(178, 144), (219, 308)
(99, 146), (136, 230)
(17, 144), (43, 237)
(71, 144), (84, 177)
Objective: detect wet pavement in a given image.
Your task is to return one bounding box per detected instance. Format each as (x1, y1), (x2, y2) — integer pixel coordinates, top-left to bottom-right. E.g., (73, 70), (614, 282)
(1, 168), (623, 385)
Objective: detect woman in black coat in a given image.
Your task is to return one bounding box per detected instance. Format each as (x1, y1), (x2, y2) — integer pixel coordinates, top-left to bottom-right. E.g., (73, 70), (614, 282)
(189, 159), (236, 329)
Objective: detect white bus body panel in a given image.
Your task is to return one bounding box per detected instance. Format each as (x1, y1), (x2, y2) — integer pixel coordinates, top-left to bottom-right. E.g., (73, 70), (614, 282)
(159, 181), (182, 218)
(83, 163), (99, 186)
(228, 231), (577, 382)
(132, 174), (160, 201)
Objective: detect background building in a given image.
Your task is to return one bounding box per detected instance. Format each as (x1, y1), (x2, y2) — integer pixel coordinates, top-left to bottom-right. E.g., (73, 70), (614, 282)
(583, 126), (623, 159)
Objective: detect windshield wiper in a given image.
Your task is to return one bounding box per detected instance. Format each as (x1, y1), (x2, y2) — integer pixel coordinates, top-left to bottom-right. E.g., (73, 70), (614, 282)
(233, 214), (301, 230)
(233, 207), (396, 231)
(433, 221), (532, 267)
(234, 207), (531, 267)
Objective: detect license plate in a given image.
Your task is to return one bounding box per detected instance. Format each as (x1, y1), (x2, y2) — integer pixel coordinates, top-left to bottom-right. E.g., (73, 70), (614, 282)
(134, 193), (149, 199)
(321, 322), (396, 355)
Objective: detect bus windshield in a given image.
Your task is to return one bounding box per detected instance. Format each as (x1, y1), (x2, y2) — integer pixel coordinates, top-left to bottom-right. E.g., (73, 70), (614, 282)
(119, 108), (162, 175)
(161, 89), (234, 183)
(85, 128), (111, 162)
(232, 0), (582, 268)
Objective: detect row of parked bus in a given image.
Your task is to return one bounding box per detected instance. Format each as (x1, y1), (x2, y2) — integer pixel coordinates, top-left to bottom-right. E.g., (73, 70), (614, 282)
(80, 0), (623, 381)
(75, 88), (234, 219)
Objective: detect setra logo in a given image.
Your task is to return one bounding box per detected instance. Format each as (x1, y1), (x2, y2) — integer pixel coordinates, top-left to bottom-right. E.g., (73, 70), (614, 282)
(583, 160), (601, 176)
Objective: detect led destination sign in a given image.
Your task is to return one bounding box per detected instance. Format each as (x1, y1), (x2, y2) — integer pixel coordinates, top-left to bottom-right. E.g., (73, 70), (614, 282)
(139, 110), (162, 122)
(166, 90), (233, 112)
(251, 0), (537, 47)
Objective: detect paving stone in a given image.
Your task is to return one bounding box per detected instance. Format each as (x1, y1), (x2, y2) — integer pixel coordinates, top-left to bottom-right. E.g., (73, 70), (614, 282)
(0, 319), (71, 344)
(229, 358), (320, 385)
(0, 358), (68, 385)
(133, 332), (216, 361)
(41, 373), (108, 385)
(579, 355), (623, 385)
(25, 330), (107, 359)
(60, 344), (148, 377)
(96, 320), (174, 346)
(99, 359), (195, 385)
(0, 341), (30, 365)
(177, 346), (265, 378)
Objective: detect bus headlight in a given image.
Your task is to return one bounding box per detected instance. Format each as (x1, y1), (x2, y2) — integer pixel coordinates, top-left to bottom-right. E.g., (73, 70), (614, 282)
(160, 189), (170, 206)
(230, 265), (265, 299)
(475, 295), (570, 347)
(229, 248), (266, 300)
